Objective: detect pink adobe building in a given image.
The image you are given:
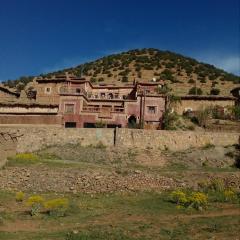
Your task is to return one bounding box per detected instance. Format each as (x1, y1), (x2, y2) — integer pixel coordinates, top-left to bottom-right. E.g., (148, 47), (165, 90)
(0, 73), (166, 129)
(56, 75), (166, 129)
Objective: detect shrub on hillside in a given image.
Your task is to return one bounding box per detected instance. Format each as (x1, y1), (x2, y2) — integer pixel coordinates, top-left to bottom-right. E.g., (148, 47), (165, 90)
(15, 191), (25, 202)
(13, 153), (39, 162)
(170, 190), (208, 210)
(44, 198), (69, 217)
(188, 87), (203, 95)
(26, 195), (44, 216)
(210, 88), (220, 95)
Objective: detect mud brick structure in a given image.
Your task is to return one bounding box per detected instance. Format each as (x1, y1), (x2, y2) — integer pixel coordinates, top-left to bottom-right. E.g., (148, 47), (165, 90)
(0, 73), (166, 129)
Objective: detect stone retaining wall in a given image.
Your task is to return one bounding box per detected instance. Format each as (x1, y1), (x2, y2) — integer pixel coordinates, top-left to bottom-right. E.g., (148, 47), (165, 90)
(116, 129), (239, 151)
(0, 132), (18, 168)
(0, 126), (238, 154)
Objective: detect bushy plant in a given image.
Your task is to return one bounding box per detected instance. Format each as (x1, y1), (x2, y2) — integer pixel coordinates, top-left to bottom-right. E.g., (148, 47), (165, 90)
(26, 195), (44, 216)
(193, 108), (210, 127)
(188, 87), (203, 95)
(169, 190), (208, 210)
(188, 192), (208, 210)
(13, 153), (38, 162)
(210, 88), (220, 95)
(44, 198), (69, 217)
(15, 191), (25, 202)
(223, 190), (238, 202)
(170, 190), (188, 205)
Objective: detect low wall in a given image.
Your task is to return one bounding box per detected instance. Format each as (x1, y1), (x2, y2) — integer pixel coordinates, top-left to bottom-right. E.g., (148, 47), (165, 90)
(0, 127), (114, 153)
(0, 126), (238, 154)
(116, 129), (239, 151)
(0, 115), (62, 125)
(0, 132), (18, 168)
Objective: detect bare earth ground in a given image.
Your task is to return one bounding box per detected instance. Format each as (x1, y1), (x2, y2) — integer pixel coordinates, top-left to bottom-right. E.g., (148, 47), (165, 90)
(0, 144), (239, 240)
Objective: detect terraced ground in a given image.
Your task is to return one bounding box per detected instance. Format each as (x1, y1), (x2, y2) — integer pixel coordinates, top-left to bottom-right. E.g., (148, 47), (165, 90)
(0, 143), (239, 240)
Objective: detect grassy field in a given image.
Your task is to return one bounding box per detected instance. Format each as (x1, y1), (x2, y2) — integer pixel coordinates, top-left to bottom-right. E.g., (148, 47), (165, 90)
(0, 189), (239, 240)
(0, 145), (239, 240)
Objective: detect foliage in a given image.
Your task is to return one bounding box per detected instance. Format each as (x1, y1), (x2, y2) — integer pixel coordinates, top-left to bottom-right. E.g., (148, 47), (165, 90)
(192, 108), (210, 127)
(157, 84), (172, 94)
(188, 192), (208, 210)
(15, 191), (25, 202)
(188, 87), (203, 95)
(210, 88), (220, 95)
(13, 153), (38, 162)
(3, 48), (239, 90)
(162, 110), (179, 130)
(95, 120), (106, 128)
(26, 195), (44, 216)
(170, 190), (188, 205)
(170, 190), (208, 210)
(231, 105), (240, 120)
(198, 179), (240, 204)
(44, 198), (69, 217)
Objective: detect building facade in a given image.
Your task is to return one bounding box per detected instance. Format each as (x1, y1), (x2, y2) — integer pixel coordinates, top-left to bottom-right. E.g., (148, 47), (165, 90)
(0, 74), (166, 129)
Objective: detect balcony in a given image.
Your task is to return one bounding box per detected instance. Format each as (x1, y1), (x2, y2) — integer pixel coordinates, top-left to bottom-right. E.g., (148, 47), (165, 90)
(60, 87), (87, 97)
(82, 106), (125, 113)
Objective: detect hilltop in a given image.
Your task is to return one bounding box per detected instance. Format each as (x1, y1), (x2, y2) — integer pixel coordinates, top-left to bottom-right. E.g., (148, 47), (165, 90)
(3, 48), (240, 96)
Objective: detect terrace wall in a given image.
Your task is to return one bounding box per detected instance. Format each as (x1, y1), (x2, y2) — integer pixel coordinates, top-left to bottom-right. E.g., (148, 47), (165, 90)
(0, 127), (238, 154)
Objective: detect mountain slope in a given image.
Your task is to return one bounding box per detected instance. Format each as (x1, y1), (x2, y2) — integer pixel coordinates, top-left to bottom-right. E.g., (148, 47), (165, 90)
(3, 48), (240, 96)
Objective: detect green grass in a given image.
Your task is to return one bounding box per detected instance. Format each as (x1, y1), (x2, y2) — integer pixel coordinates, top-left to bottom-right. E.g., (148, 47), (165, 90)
(0, 189), (239, 240)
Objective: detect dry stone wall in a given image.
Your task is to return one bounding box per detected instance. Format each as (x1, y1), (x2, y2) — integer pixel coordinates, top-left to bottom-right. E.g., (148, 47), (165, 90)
(0, 132), (18, 167)
(0, 126), (238, 154)
(116, 129), (239, 151)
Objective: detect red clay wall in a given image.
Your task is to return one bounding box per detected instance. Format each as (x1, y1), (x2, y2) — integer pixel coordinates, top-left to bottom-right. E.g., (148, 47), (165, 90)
(0, 115), (62, 125)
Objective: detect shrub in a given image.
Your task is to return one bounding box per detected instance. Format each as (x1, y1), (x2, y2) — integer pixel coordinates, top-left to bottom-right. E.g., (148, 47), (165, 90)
(26, 195), (44, 216)
(188, 192), (208, 210)
(122, 76), (128, 82)
(95, 120), (106, 128)
(231, 105), (240, 120)
(15, 191), (25, 202)
(208, 179), (225, 192)
(170, 190), (188, 205)
(44, 198), (69, 217)
(13, 153), (38, 162)
(210, 88), (220, 95)
(223, 190), (238, 202)
(188, 87), (203, 95)
(193, 108), (210, 127)
(188, 79), (195, 84)
(169, 190), (208, 210)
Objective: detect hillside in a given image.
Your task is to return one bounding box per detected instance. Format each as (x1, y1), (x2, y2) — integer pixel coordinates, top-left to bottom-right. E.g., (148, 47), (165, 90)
(3, 48), (240, 96)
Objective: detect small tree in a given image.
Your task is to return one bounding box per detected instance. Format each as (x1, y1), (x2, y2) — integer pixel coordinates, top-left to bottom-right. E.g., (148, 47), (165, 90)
(188, 87), (203, 95)
(210, 88), (220, 95)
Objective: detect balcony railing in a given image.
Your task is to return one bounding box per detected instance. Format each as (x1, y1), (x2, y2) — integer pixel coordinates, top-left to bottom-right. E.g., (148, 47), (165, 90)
(60, 87), (87, 97)
(82, 106), (125, 113)
(60, 87), (135, 101)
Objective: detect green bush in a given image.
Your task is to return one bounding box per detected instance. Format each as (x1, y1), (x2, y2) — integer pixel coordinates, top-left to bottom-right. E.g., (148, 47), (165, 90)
(210, 88), (220, 95)
(44, 198), (69, 217)
(188, 87), (203, 95)
(15, 191), (25, 202)
(26, 195), (44, 216)
(169, 190), (208, 210)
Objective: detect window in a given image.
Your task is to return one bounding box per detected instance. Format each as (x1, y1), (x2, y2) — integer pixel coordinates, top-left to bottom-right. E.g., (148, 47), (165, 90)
(64, 104), (75, 114)
(65, 122), (76, 128)
(76, 88), (81, 94)
(147, 106), (156, 114)
(45, 87), (52, 94)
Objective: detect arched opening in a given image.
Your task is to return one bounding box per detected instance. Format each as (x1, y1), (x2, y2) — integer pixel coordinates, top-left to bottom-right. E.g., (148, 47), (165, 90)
(128, 115), (137, 128)
(108, 93), (113, 99)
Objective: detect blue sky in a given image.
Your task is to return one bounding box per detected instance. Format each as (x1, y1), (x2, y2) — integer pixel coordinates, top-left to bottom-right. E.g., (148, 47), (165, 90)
(0, 0), (239, 81)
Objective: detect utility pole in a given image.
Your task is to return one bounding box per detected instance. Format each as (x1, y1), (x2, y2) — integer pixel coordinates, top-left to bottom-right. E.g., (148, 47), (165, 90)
(195, 77), (197, 95)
